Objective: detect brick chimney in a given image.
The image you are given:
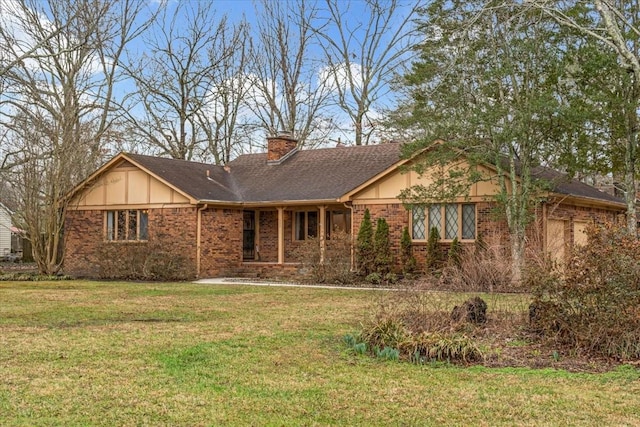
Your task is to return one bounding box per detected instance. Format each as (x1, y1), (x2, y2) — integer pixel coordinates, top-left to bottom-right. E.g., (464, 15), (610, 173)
(267, 131), (298, 163)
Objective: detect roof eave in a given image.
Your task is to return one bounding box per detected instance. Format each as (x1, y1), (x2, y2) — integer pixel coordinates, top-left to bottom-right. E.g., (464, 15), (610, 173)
(549, 193), (627, 210)
(198, 198), (339, 208)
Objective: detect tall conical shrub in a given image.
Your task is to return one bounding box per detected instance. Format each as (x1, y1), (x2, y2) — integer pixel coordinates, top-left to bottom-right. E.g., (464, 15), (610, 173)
(425, 226), (441, 273)
(356, 209), (374, 276)
(400, 226), (416, 274)
(448, 236), (462, 268)
(374, 218), (392, 274)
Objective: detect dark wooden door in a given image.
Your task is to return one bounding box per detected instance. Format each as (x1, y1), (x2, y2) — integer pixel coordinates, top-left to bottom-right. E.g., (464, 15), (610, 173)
(243, 211), (255, 260)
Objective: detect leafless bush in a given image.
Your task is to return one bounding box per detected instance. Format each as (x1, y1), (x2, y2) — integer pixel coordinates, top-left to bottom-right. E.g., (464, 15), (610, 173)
(525, 222), (640, 360)
(436, 243), (514, 292)
(96, 241), (195, 281)
(293, 231), (355, 284)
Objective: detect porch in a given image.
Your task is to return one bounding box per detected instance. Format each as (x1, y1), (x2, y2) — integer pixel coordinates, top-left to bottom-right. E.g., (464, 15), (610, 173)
(240, 204), (352, 266)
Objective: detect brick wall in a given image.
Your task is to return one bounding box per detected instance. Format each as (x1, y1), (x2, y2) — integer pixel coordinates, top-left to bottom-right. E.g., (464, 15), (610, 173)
(257, 210), (278, 262)
(65, 200), (623, 280)
(257, 209), (315, 263)
(544, 201), (621, 254)
(64, 210), (104, 277)
(64, 207), (199, 278)
(352, 203), (408, 271)
(199, 208), (243, 277)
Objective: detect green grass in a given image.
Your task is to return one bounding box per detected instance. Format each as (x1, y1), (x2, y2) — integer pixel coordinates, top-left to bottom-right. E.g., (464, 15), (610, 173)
(1, 281), (639, 426)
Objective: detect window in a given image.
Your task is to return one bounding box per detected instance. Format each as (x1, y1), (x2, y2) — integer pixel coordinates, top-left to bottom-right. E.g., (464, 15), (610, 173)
(412, 204), (476, 240)
(294, 209), (351, 240)
(412, 207), (426, 240)
(106, 210), (148, 241)
(294, 211), (318, 240)
(326, 210), (351, 239)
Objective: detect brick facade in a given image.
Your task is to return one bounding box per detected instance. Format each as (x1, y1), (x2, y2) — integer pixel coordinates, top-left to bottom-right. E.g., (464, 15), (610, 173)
(199, 208), (243, 277)
(64, 207), (199, 278)
(64, 210), (105, 277)
(65, 198), (623, 280)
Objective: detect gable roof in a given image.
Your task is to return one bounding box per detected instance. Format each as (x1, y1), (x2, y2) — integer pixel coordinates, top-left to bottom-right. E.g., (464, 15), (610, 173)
(128, 144), (405, 203)
(68, 143), (625, 209)
(125, 153), (241, 202)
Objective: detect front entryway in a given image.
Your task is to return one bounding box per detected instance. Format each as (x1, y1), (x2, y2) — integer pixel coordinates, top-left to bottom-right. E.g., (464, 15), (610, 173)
(243, 210), (255, 260)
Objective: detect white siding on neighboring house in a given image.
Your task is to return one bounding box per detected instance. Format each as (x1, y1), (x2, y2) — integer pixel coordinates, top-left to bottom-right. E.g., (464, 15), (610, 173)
(0, 203), (11, 256)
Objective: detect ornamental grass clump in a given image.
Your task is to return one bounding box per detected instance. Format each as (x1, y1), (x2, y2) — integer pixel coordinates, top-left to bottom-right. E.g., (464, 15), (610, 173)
(356, 292), (485, 364)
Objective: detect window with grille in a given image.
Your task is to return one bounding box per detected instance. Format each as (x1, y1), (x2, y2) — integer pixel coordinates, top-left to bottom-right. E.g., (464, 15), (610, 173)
(462, 204), (476, 239)
(105, 210), (148, 241)
(445, 204), (458, 239)
(412, 207), (426, 240)
(429, 204), (442, 236)
(411, 204), (476, 240)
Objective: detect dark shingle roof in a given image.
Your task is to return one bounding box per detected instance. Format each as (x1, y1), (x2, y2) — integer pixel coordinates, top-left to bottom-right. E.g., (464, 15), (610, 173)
(125, 153), (241, 202)
(532, 166), (625, 206)
(227, 144), (403, 202)
(121, 145), (624, 208)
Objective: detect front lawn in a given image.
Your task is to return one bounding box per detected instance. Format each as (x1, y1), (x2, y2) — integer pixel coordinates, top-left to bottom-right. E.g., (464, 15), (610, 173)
(0, 281), (638, 425)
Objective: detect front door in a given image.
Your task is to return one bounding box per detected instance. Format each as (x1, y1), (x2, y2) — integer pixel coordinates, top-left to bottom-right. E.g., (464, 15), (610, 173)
(243, 210), (255, 260)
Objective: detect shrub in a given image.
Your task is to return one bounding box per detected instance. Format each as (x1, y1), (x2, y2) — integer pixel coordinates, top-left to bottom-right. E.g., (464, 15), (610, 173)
(365, 272), (382, 285)
(294, 231), (355, 284)
(447, 237), (462, 268)
(400, 226), (417, 275)
(425, 226), (441, 273)
(356, 209), (375, 276)
(96, 241), (195, 281)
(525, 222), (640, 359)
(360, 316), (408, 350)
(439, 243), (513, 292)
(374, 346), (400, 361)
(357, 293), (485, 364)
(373, 218), (392, 275)
(343, 334), (367, 355)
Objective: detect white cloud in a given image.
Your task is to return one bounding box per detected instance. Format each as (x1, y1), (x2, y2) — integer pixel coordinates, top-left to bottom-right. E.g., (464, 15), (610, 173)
(318, 62), (364, 95)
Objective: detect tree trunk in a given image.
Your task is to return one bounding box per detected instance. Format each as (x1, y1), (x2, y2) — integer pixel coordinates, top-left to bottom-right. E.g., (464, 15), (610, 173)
(510, 229), (525, 285)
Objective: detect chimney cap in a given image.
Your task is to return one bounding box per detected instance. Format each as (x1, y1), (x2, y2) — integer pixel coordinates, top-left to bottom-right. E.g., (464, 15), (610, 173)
(272, 130), (295, 139)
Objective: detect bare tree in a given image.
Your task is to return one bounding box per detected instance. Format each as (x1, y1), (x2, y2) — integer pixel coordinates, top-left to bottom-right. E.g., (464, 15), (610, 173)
(248, 0), (334, 148)
(0, 0), (81, 78)
(317, 0), (419, 145)
(195, 20), (256, 164)
(0, 0), (156, 274)
(123, 2), (249, 163)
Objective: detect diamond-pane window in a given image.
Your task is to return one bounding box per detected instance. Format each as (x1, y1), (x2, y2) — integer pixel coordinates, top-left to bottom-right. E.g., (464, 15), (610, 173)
(412, 207), (426, 240)
(429, 204), (442, 237)
(445, 204), (458, 239)
(462, 204), (476, 239)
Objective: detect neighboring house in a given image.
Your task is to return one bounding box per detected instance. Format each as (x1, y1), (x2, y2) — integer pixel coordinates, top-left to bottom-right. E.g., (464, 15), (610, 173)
(0, 202), (12, 257)
(64, 134), (626, 279)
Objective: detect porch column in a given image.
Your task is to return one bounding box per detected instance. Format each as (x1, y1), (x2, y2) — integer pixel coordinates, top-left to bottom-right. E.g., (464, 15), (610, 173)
(319, 205), (326, 264)
(277, 207), (285, 264)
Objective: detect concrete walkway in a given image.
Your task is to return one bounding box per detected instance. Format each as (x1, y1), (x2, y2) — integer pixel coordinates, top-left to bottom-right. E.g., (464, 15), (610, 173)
(194, 277), (394, 291)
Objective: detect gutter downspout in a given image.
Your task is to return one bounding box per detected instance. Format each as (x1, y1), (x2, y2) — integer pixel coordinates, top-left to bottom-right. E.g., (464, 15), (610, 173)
(196, 204), (208, 277)
(344, 201), (355, 271)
